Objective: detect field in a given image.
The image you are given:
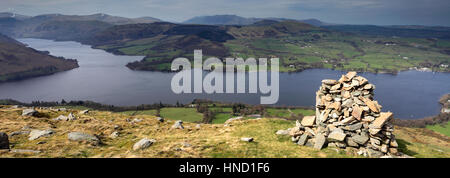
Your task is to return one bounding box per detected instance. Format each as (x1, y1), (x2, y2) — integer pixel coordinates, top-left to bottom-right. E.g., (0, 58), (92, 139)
(427, 121), (450, 137)
(96, 30), (450, 73)
(0, 106), (448, 158)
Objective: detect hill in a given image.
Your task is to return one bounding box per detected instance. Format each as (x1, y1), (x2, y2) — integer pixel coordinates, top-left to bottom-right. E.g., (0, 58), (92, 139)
(90, 20), (450, 73)
(0, 34), (79, 82)
(0, 12), (162, 40)
(183, 15), (330, 26)
(0, 105), (448, 158)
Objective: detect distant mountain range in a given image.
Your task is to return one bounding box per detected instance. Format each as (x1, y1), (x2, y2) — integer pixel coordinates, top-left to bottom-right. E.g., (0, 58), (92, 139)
(183, 15), (331, 26)
(0, 34), (79, 82)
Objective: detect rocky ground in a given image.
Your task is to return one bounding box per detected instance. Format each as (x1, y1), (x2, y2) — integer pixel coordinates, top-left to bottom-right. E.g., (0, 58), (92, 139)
(0, 105), (449, 158)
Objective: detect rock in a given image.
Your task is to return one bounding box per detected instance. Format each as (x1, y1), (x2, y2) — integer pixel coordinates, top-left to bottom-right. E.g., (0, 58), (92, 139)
(79, 110), (89, 114)
(343, 123), (362, 131)
(297, 134), (309, 146)
(301, 116), (315, 126)
(351, 134), (369, 145)
(313, 134), (326, 150)
(29, 129), (54, 141)
(390, 140), (398, 148)
(328, 131), (346, 142)
(370, 112), (393, 129)
(110, 131), (120, 138)
(68, 113), (76, 121)
(241, 137), (254, 142)
(289, 127), (303, 137)
(345, 137), (359, 147)
(53, 115), (69, 121)
(155, 117), (164, 122)
(360, 97), (379, 113)
(172, 120), (184, 129)
(367, 148), (384, 158)
(133, 138), (155, 150)
(276, 129), (290, 135)
(68, 132), (100, 145)
(351, 106), (362, 120)
(380, 144), (388, 153)
(225, 116), (243, 124)
(345, 71), (357, 80)
(195, 124), (201, 129)
(321, 79), (338, 85)
(22, 109), (38, 116)
(9, 130), (30, 137)
(0, 132), (9, 150)
(11, 149), (41, 154)
(132, 118), (142, 123)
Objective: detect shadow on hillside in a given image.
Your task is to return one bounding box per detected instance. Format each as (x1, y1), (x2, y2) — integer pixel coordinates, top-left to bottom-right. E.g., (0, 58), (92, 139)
(396, 139), (418, 156)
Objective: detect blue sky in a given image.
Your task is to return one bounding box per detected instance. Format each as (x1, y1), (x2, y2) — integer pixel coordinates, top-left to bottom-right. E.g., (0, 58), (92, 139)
(1, 0), (450, 26)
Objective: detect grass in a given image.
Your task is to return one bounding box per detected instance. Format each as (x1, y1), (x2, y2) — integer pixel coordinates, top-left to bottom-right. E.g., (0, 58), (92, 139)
(120, 108), (203, 123)
(0, 105), (448, 158)
(427, 121), (450, 137)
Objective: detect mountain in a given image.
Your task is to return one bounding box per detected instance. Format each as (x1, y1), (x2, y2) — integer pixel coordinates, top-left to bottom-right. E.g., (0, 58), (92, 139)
(0, 34), (79, 82)
(183, 15), (258, 25)
(87, 20), (326, 71)
(0, 12), (162, 40)
(0, 12), (30, 20)
(183, 15), (330, 26)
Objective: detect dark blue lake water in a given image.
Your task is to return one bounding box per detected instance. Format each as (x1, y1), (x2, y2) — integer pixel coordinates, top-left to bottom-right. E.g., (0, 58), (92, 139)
(0, 38), (448, 119)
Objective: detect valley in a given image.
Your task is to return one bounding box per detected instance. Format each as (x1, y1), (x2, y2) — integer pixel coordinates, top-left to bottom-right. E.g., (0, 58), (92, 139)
(0, 13), (449, 74)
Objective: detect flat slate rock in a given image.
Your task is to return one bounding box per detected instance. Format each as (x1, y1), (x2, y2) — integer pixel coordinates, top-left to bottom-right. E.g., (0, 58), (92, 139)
(22, 109), (38, 116)
(68, 132), (100, 145)
(29, 129), (54, 141)
(133, 138), (155, 150)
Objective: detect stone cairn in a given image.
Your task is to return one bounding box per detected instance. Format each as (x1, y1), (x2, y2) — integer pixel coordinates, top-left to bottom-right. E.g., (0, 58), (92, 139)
(288, 71), (399, 157)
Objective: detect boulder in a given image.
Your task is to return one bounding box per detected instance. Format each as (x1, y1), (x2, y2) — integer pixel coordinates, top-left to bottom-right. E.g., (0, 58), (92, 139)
(301, 116), (315, 126)
(110, 131), (120, 138)
(133, 138), (155, 150)
(313, 134), (326, 150)
(68, 132), (100, 145)
(370, 112), (393, 129)
(297, 134), (309, 146)
(276, 129), (290, 135)
(53, 115), (69, 121)
(0, 132), (9, 150)
(155, 117), (164, 122)
(172, 120), (184, 129)
(351, 134), (369, 145)
(29, 129), (54, 140)
(22, 109), (38, 116)
(79, 110), (89, 114)
(327, 131), (346, 142)
(9, 130), (30, 137)
(241, 137), (254, 142)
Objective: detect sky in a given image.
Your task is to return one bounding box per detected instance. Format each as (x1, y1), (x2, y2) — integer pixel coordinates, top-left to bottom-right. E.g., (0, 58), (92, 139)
(1, 0), (450, 26)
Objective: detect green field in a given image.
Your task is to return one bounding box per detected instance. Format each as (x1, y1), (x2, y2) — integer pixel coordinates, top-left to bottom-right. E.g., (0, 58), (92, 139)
(119, 106), (315, 124)
(427, 121), (450, 137)
(98, 30), (450, 73)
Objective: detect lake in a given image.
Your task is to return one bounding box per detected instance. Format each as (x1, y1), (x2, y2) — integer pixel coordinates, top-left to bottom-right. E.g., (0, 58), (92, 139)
(0, 38), (448, 119)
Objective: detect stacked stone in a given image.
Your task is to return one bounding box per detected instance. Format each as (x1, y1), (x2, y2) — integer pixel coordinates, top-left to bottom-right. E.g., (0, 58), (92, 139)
(288, 71), (399, 157)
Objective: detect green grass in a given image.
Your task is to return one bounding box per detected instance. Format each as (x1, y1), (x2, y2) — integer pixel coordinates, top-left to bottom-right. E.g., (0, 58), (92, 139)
(427, 121), (450, 137)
